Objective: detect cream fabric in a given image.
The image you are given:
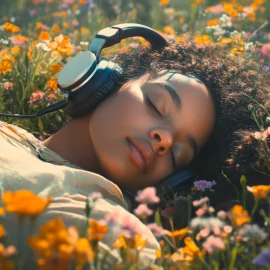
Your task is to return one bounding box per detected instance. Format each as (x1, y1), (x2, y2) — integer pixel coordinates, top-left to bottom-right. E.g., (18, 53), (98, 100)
(0, 121), (160, 269)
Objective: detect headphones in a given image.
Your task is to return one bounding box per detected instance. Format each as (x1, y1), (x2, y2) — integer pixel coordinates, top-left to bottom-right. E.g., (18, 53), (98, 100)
(0, 23), (198, 197)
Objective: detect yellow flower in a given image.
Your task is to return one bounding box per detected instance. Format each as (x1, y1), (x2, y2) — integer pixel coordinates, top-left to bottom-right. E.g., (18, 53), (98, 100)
(247, 185), (270, 199)
(194, 34), (211, 44)
(3, 22), (20, 33)
(164, 227), (189, 241)
(113, 234), (146, 251)
(160, 0), (169, 5)
(88, 219), (108, 242)
(2, 190), (52, 217)
(216, 37), (233, 46)
(229, 205), (251, 227)
(38, 31), (52, 41)
(155, 250), (162, 259)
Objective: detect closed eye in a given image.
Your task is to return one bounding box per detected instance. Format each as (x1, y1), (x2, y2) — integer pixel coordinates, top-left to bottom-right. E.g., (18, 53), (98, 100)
(144, 94), (163, 117)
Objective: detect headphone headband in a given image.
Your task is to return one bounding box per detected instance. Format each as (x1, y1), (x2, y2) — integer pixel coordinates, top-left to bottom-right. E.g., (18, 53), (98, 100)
(90, 23), (168, 58)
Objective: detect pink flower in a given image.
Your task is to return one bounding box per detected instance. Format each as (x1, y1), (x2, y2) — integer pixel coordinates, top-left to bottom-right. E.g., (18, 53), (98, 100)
(135, 187), (160, 204)
(29, 90), (45, 104)
(134, 204), (153, 217)
(32, 0), (43, 4)
(260, 44), (270, 59)
(3, 82), (14, 91)
(193, 197), (209, 207)
(72, 20), (79, 27)
(194, 180), (216, 191)
(64, 0), (75, 3)
(29, 10), (38, 17)
(147, 223), (165, 238)
(202, 235), (225, 254)
(198, 227), (210, 238)
(206, 4), (224, 14)
(217, 210), (227, 220)
(10, 36), (26, 46)
(224, 225), (233, 234)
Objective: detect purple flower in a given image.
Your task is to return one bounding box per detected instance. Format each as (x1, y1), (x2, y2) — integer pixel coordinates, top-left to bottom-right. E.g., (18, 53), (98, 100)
(263, 65), (270, 72)
(253, 248), (270, 267)
(135, 187), (160, 204)
(134, 204), (153, 218)
(194, 180), (216, 191)
(202, 235), (225, 254)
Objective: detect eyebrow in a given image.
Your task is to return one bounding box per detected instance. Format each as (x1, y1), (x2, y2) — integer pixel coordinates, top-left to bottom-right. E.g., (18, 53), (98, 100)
(147, 80), (199, 160)
(149, 81), (181, 110)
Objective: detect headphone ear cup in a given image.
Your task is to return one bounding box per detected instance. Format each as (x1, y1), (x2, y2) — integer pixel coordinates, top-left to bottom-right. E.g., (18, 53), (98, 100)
(66, 61), (123, 117)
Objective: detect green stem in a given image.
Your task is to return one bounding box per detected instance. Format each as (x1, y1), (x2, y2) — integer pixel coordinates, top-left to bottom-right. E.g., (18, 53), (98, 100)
(251, 199), (260, 221)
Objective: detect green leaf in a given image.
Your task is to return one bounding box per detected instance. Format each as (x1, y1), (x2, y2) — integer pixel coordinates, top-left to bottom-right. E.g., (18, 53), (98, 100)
(154, 209), (162, 227)
(38, 118), (44, 134)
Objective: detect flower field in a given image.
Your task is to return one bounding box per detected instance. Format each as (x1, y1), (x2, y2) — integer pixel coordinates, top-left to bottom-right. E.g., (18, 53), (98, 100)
(0, 0), (270, 269)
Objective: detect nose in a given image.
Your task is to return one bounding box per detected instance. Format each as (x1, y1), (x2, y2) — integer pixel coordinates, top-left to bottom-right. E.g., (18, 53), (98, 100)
(150, 129), (173, 156)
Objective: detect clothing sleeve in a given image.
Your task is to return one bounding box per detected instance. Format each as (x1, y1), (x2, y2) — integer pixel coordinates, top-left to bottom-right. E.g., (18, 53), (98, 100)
(2, 193), (160, 269)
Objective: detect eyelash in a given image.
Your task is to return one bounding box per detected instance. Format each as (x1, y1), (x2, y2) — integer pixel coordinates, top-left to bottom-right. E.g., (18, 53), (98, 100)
(144, 94), (177, 172)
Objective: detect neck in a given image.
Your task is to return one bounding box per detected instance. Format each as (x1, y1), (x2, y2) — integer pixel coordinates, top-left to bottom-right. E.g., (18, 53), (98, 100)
(42, 115), (103, 175)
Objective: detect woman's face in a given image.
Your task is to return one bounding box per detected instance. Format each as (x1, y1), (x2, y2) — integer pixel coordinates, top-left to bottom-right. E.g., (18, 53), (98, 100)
(89, 70), (215, 191)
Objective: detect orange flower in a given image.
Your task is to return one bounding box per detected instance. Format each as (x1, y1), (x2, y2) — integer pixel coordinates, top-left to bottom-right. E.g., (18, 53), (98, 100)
(0, 225), (6, 238)
(163, 26), (175, 36)
(50, 64), (62, 74)
(170, 237), (205, 263)
(0, 243), (16, 270)
(73, 238), (94, 266)
(113, 234), (146, 251)
(0, 207), (5, 216)
(207, 19), (219, 26)
(254, 0), (263, 4)
(164, 227), (189, 241)
(11, 46), (20, 55)
(2, 190), (52, 217)
(46, 78), (59, 92)
(52, 24), (60, 33)
(229, 205), (251, 227)
(38, 31), (52, 41)
(28, 218), (79, 268)
(160, 0), (169, 5)
(247, 185), (270, 199)
(79, 0), (88, 4)
(80, 27), (90, 36)
(0, 61), (12, 75)
(3, 22), (20, 33)
(88, 219), (108, 242)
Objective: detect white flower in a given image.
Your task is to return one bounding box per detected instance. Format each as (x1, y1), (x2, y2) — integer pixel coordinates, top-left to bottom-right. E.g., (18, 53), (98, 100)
(0, 25), (4, 31)
(80, 41), (89, 47)
(0, 38), (8, 45)
(206, 25), (226, 36)
(244, 42), (255, 52)
(219, 14), (232, 28)
(36, 42), (51, 52)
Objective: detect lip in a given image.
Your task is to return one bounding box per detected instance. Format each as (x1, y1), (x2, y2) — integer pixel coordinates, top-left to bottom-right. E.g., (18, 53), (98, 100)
(127, 137), (154, 174)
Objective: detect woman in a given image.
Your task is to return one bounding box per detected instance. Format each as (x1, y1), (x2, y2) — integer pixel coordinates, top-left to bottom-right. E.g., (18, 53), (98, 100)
(0, 37), (269, 268)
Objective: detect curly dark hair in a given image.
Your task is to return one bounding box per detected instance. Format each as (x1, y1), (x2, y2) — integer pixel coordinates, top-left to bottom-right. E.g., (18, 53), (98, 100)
(110, 38), (270, 210)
